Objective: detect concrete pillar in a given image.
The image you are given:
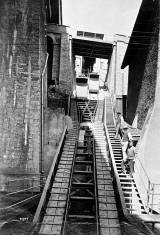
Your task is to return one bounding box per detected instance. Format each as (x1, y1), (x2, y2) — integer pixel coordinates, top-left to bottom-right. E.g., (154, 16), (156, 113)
(108, 35), (129, 114)
(107, 44), (116, 94)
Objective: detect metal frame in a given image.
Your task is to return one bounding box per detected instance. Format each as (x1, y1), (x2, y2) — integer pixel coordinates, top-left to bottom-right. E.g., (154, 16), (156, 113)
(62, 126), (100, 235)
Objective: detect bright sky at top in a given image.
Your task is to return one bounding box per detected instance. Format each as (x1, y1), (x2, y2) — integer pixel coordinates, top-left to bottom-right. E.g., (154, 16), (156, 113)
(62, 0), (142, 37)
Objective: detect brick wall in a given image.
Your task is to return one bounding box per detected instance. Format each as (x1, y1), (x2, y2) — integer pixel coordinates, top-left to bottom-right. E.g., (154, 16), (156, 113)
(0, 0), (46, 188)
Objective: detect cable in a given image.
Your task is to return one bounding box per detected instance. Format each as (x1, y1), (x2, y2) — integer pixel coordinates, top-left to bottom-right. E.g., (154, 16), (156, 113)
(5, 185), (44, 197)
(0, 193), (41, 211)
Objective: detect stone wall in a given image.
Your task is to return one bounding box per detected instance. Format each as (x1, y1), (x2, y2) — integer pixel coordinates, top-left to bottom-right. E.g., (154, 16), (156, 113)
(0, 0), (46, 187)
(127, 55), (147, 124)
(127, 21), (158, 129)
(125, 1), (160, 210)
(136, 29), (158, 128)
(44, 107), (65, 173)
(59, 33), (73, 94)
(47, 24), (73, 94)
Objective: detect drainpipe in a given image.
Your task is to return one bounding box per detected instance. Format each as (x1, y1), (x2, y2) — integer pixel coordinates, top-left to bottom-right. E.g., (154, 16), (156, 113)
(59, 0), (62, 25)
(40, 53), (49, 189)
(69, 34), (73, 95)
(114, 41), (117, 95)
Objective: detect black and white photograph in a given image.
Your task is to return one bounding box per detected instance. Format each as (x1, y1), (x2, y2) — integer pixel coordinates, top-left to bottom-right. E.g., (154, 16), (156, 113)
(0, 0), (160, 234)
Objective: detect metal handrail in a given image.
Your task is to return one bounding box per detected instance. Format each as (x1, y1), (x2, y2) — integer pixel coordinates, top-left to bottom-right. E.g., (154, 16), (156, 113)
(93, 138), (100, 235)
(134, 156), (160, 214)
(32, 125), (67, 225)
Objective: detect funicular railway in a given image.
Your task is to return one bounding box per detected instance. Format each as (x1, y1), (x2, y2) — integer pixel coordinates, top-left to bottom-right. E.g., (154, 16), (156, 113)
(1, 1), (160, 235)
(29, 89), (160, 235)
(0, 92), (159, 234)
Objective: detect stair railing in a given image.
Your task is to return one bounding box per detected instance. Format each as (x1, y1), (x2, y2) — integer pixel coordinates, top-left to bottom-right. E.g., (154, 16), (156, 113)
(103, 95), (128, 216)
(134, 156), (160, 214)
(106, 94), (160, 214)
(91, 101), (98, 123)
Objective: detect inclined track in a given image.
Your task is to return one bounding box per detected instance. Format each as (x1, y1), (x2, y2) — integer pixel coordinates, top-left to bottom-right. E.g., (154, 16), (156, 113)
(77, 100), (97, 122)
(38, 97), (122, 235)
(62, 126), (99, 235)
(37, 95), (148, 235)
(92, 122), (121, 235)
(39, 100), (79, 235)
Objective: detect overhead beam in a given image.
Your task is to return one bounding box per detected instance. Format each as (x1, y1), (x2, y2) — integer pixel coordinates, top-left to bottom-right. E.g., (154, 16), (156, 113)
(73, 45), (112, 53)
(74, 51), (111, 59)
(72, 40), (113, 49)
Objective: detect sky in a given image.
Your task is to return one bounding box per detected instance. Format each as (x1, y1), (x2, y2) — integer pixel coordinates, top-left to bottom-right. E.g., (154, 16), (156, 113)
(62, 0), (142, 37)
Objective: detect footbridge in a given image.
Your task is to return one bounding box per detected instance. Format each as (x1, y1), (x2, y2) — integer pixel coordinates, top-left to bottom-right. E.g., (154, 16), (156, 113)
(72, 33), (113, 59)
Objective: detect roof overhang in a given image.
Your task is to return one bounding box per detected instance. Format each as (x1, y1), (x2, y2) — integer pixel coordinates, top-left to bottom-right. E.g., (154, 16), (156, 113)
(72, 36), (113, 59)
(121, 0), (158, 69)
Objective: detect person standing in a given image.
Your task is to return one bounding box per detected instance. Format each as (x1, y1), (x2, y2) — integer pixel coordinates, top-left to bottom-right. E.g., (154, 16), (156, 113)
(126, 140), (136, 176)
(115, 112), (124, 138)
(121, 125), (132, 161)
(64, 115), (73, 131)
(121, 140), (136, 176)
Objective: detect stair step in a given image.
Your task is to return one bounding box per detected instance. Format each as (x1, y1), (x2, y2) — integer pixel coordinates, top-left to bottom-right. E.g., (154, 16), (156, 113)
(72, 182), (94, 187)
(74, 171), (93, 174)
(75, 161), (93, 164)
(70, 195), (94, 200)
(68, 215), (95, 219)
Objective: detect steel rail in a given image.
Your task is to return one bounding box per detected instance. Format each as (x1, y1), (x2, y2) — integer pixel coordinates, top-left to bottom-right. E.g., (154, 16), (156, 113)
(3, 185), (44, 197)
(2, 177), (43, 183)
(93, 138), (100, 235)
(0, 194), (41, 212)
(62, 126), (100, 234)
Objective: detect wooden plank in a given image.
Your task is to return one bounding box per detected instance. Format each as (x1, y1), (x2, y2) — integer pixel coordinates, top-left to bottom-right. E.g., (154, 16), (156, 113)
(39, 224), (53, 235)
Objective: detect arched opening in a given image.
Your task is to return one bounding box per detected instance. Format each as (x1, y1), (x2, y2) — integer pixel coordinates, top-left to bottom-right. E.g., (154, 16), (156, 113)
(47, 36), (54, 86)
